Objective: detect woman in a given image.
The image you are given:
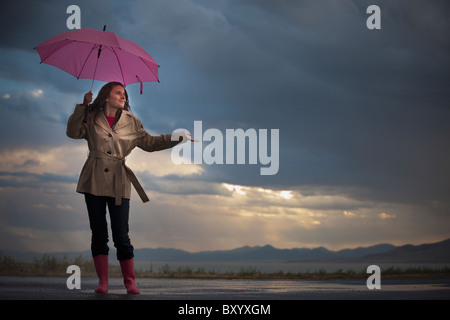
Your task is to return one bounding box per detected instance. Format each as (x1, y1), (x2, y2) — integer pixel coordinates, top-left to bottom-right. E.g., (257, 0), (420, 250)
(67, 82), (192, 294)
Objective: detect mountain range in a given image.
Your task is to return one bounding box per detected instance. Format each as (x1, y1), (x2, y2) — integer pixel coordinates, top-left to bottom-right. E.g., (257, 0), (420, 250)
(3, 238), (450, 263)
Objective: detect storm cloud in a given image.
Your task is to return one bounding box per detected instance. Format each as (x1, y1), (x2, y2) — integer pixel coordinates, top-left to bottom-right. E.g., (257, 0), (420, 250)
(0, 0), (449, 253)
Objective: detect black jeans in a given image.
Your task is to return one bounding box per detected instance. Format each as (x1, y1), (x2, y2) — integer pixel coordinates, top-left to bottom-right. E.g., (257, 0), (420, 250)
(84, 193), (134, 261)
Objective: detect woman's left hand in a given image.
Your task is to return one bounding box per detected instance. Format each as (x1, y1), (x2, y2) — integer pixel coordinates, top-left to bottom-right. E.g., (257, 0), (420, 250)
(172, 131), (198, 143)
(183, 132), (198, 142)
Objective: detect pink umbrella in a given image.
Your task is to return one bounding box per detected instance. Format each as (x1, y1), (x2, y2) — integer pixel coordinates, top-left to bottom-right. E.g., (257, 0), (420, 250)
(34, 26), (159, 94)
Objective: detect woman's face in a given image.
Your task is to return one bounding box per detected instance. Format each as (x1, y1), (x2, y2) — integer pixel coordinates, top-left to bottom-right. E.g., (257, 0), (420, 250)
(106, 85), (126, 111)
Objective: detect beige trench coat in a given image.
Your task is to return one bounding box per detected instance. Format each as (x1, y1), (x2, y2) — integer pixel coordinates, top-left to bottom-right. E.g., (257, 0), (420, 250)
(67, 104), (180, 205)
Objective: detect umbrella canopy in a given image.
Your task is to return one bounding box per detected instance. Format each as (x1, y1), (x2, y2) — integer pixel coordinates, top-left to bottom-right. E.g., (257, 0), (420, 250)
(35, 27), (159, 92)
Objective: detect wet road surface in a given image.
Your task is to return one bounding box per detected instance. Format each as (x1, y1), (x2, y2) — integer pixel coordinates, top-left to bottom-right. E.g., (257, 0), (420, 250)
(1, 275), (449, 300)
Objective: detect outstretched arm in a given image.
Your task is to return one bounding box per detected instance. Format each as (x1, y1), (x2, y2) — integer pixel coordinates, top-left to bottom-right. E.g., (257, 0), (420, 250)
(136, 121), (196, 152)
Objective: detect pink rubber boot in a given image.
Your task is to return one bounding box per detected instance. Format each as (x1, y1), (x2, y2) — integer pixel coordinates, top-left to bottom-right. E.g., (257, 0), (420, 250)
(93, 254), (108, 293)
(119, 258), (140, 294)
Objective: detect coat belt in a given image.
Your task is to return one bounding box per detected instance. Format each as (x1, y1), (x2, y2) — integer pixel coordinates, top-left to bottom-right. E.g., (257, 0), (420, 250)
(88, 150), (150, 206)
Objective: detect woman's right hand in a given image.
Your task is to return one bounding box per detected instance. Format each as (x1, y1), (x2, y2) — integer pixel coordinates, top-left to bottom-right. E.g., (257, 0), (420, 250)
(83, 91), (93, 105)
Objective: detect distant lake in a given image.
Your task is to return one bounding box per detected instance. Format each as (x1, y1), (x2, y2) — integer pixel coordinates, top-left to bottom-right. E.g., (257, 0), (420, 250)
(122, 261), (450, 274)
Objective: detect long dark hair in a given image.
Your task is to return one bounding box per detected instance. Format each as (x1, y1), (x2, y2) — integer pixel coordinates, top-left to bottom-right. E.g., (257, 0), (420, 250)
(89, 82), (131, 124)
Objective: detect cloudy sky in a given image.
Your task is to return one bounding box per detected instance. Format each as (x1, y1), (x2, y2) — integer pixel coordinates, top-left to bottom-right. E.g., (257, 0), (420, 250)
(0, 0), (449, 254)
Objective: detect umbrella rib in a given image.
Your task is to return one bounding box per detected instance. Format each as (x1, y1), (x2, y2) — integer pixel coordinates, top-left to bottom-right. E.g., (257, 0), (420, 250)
(139, 57), (159, 82)
(77, 44), (99, 80)
(38, 39), (74, 64)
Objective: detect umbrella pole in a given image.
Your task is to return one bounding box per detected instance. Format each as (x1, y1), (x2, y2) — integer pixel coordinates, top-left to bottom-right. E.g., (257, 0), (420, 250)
(85, 26), (106, 122)
(85, 50), (100, 122)
(90, 56), (99, 92)
(90, 79), (95, 92)
(90, 26), (106, 92)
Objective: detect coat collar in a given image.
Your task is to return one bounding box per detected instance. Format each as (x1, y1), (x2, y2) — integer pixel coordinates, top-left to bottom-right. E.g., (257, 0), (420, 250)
(115, 110), (133, 130)
(94, 110), (132, 132)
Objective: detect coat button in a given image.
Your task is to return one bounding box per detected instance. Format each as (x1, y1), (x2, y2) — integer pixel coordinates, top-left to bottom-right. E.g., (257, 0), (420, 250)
(104, 168), (109, 172)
